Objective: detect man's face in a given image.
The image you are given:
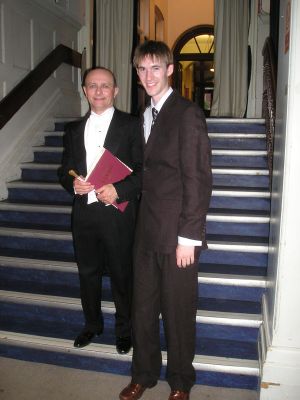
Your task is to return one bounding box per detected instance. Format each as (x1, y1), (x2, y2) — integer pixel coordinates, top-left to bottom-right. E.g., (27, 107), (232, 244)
(136, 56), (174, 104)
(83, 69), (119, 114)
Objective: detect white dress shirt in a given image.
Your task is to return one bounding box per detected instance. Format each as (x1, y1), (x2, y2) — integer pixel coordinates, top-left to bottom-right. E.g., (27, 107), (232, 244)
(143, 87), (173, 143)
(143, 88), (202, 247)
(84, 107), (115, 204)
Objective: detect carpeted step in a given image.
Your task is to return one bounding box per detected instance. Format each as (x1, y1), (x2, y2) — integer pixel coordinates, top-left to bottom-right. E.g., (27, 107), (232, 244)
(54, 119), (79, 131)
(0, 227), (268, 264)
(0, 259), (263, 314)
(212, 150), (267, 168)
(20, 163), (60, 183)
(0, 256), (266, 303)
(33, 147), (63, 164)
(207, 210), (270, 237)
(44, 132), (64, 147)
(209, 133), (266, 150)
(44, 133), (260, 159)
(199, 262), (267, 276)
(211, 188), (270, 211)
(44, 129), (267, 150)
(7, 182), (72, 205)
(32, 146), (268, 169)
(7, 183), (271, 211)
(0, 227), (74, 260)
(0, 291), (260, 355)
(18, 162), (270, 189)
(0, 330), (259, 389)
(0, 203), (72, 230)
(213, 167), (269, 188)
(0, 203), (270, 237)
(206, 119), (265, 133)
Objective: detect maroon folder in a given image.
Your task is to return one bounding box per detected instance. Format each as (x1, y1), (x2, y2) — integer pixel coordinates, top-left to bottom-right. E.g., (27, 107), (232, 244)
(86, 148), (132, 212)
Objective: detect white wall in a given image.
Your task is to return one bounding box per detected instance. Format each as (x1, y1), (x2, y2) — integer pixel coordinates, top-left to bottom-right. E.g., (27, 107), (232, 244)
(167, 0), (214, 49)
(0, 0), (86, 199)
(260, 0), (300, 398)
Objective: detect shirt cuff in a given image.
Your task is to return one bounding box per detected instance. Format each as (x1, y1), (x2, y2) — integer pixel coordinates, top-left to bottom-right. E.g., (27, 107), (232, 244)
(87, 191), (98, 204)
(178, 236), (202, 246)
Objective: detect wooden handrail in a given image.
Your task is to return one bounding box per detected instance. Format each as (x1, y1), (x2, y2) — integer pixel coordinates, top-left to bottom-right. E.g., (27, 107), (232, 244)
(262, 37), (277, 187)
(0, 44), (82, 129)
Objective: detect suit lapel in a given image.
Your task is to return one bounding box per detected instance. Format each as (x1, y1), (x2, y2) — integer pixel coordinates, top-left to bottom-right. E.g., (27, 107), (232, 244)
(72, 115), (89, 175)
(144, 91), (177, 160)
(103, 109), (123, 156)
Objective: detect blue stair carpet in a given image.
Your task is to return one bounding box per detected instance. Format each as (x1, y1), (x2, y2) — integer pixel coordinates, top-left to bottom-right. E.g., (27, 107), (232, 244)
(0, 118), (269, 391)
(0, 300), (258, 353)
(0, 265), (264, 305)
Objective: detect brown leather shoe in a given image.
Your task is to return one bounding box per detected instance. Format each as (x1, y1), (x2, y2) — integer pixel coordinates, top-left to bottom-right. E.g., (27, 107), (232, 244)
(168, 390), (190, 400)
(119, 383), (146, 400)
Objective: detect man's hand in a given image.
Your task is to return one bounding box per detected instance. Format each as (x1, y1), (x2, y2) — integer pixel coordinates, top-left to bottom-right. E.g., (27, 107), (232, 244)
(73, 177), (94, 195)
(96, 184), (118, 205)
(176, 244), (195, 268)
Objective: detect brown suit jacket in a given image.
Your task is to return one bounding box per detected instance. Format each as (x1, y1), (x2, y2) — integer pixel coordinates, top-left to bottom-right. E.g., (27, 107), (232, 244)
(135, 90), (212, 253)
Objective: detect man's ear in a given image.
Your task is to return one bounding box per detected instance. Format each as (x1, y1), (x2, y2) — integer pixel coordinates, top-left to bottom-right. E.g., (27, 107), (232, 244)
(82, 86), (87, 97)
(167, 63), (174, 77)
(114, 86), (119, 98)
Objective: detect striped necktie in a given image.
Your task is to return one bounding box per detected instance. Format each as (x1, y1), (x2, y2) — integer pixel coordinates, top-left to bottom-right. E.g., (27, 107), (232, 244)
(152, 107), (158, 125)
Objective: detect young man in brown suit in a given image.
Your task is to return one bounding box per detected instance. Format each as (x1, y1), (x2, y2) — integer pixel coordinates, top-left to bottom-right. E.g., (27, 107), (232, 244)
(119, 41), (212, 400)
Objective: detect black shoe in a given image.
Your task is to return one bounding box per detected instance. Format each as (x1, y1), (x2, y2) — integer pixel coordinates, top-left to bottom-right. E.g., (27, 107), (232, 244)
(116, 336), (132, 354)
(74, 330), (101, 348)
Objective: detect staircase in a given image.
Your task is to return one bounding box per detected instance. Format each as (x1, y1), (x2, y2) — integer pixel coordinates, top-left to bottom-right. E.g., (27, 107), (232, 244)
(0, 118), (269, 392)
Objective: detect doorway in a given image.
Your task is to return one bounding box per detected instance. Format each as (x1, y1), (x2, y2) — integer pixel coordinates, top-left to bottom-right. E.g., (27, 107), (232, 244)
(173, 25), (214, 116)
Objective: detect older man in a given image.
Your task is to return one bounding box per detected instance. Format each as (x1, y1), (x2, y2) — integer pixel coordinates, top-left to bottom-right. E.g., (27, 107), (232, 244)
(58, 67), (142, 354)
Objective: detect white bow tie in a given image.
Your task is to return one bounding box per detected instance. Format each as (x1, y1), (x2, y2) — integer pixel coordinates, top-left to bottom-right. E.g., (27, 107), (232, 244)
(90, 112), (103, 121)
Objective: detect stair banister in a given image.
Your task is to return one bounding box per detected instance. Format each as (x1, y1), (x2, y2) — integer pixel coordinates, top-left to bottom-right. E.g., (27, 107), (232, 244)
(0, 44), (83, 130)
(262, 37), (277, 185)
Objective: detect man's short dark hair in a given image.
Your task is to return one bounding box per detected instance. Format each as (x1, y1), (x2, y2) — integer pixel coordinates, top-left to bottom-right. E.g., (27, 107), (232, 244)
(82, 66), (117, 87)
(133, 40), (174, 68)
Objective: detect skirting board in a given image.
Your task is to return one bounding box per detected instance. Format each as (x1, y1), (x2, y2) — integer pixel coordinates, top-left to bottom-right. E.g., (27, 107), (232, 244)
(259, 346), (300, 400)
(259, 294), (300, 399)
(259, 293), (271, 369)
